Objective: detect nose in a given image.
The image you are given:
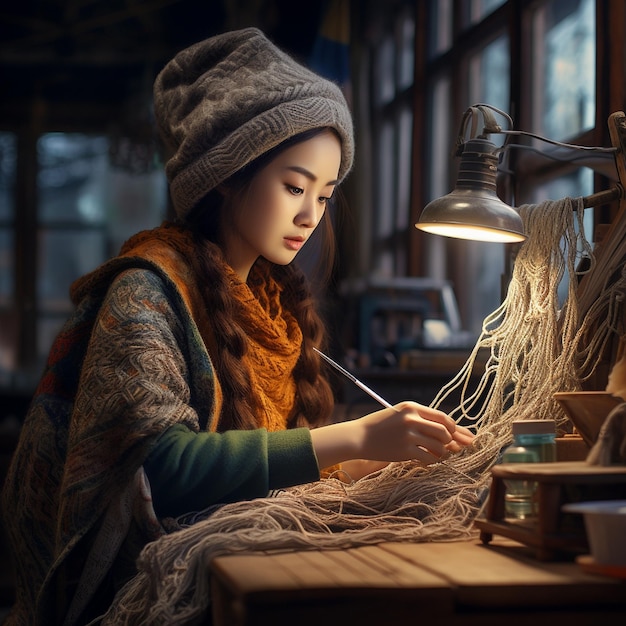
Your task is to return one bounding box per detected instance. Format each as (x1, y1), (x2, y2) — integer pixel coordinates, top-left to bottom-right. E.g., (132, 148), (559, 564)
(295, 196), (324, 229)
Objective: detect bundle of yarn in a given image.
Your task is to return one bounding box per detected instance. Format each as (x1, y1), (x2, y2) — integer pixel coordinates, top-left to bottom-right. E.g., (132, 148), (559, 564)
(102, 197), (625, 625)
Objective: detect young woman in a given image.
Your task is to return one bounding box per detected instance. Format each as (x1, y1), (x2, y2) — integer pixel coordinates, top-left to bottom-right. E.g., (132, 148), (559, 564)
(2, 28), (473, 626)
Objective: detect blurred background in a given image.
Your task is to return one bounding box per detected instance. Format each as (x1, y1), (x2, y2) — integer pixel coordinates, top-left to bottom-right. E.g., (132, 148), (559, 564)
(0, 0), (623, 410)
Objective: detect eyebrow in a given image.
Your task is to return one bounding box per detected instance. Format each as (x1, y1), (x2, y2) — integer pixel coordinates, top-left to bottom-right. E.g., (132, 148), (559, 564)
(285, 165), (339, 186)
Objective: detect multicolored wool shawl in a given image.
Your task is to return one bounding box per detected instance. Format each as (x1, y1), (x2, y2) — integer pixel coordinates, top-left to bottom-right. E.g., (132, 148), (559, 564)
(1, 222), (301, 625)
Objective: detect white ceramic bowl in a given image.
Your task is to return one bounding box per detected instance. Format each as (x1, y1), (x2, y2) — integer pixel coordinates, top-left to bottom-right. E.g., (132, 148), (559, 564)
(562, 500), (626, 565)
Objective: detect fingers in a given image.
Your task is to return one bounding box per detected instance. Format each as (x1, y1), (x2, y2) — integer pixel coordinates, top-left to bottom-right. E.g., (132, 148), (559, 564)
(394, 401), (475, 458)
(445, 440), (465, 454)
(356, 402), (475, 464)
(395, 401), (457, 434)
(395, 405), (455, 459)
(452, 424), (475, 446)
(397, 402), (475, 438)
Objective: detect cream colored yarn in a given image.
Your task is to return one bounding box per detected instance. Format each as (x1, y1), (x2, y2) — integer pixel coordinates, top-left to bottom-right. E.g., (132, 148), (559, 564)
(101, 197), (625, 625)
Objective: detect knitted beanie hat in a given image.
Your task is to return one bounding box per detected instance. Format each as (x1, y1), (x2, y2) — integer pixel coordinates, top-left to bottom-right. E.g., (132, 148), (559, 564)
(153, 27), (354, 220)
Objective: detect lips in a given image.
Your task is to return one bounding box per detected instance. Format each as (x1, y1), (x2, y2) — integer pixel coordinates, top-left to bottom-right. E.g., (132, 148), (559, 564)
(284, 237), (305, 251)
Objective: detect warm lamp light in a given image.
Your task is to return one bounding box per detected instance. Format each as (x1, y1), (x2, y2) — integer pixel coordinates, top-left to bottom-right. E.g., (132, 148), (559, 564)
(416, 104), (623, 243)
(417, 137), (526, 243)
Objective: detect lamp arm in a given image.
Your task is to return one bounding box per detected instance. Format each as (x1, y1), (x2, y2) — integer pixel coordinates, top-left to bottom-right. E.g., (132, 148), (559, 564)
(497, 144), (619, 181)
(498, 128), (618, 154)
(582, 186), (623, 208)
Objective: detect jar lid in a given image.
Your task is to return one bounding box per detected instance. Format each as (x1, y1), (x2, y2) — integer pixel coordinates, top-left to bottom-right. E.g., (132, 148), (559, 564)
(512, 419), (556, 435)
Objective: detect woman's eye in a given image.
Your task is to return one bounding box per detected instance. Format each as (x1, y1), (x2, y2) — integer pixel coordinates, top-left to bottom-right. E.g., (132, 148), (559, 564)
(287, 185), (303, 196)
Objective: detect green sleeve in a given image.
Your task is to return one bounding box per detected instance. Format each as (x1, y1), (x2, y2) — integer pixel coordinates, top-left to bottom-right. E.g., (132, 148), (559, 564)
(144, 423), (320, 517)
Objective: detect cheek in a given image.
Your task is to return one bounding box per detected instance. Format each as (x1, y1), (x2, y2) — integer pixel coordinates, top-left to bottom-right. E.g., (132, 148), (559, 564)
(252, 191), (289, 226)
(237, 200), (280, 245)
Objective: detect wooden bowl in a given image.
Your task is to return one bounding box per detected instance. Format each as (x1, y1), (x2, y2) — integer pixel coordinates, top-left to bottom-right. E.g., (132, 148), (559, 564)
(553, 391), (623, 448)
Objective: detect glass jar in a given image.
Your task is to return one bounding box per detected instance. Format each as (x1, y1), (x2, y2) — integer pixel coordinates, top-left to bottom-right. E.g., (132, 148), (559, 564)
(502, 420), (556, 520)
(511, 420), (557, 463)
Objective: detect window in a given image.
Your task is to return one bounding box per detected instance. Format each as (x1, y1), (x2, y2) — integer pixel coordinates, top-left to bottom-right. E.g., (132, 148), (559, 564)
(1, 132), (166, 390)
(37, 134), (110, 359)
(516, 0), (598, 303)
(362, 1), (416, 279)
(0, 133), (16, 386)
(412, 0), (612, 334)
(520, 0), (597, 204)
(530, 0), (596, 141)
(0, 133), (15, 307)
(353, 0), (617, 336)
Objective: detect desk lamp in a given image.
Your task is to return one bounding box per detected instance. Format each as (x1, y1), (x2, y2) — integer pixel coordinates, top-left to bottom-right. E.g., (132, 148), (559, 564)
(415, 104), (623, 243)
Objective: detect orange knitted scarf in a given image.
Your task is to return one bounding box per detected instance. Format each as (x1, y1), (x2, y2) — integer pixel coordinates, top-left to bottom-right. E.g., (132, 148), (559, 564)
(232, 262), (303, 431)
(119, 223), (302, 432)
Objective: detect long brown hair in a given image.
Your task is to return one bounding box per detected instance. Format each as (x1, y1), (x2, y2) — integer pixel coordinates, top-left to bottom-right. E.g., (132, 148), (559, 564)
(182, 128), (341, 430)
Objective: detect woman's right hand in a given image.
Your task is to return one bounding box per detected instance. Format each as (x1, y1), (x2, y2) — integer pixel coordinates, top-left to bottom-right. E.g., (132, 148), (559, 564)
(310, 401), (474, 471)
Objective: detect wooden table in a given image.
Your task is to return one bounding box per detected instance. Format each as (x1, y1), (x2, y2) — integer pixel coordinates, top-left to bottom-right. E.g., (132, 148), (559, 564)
(210, 537), (626, 626)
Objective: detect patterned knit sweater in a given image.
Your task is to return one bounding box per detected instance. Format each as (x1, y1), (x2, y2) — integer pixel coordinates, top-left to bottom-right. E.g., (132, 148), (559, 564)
(1, 224), (320, 626)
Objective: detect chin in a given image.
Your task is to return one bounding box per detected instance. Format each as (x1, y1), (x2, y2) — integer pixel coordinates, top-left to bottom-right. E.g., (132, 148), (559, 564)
(264, 253), (298, 266)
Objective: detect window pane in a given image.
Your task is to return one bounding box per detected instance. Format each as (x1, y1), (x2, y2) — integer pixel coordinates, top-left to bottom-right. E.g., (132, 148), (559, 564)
(531, 0), (595, 139)
(38, 133), (109, 224)
(466, 0), (506, 26)
(0, 230), (12, 306)
(427, 76), (452, 202)
(428, 0), (453, 57)
(397, 12), (415, 90)
(467, 34), (510, 148)
(529, 167), (594, 204)
(396, 106), (413, 229)
(0, 133), (15, 307)
(375, 35), (396, 106)
(468, 34), (509, 107)
(376, 120), (395, 239)
(35, 131), (166, 365)
(425, 75), (451, 282)
(38, 230), (107, 312)
(372, 119), (395, 277)
(0, 304), (18, 381)
(0, 132), (16, 221)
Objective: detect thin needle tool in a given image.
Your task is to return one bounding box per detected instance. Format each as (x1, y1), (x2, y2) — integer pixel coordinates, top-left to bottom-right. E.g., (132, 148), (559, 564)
(314, 347), (473, 481)
(314, 348), (393, 409)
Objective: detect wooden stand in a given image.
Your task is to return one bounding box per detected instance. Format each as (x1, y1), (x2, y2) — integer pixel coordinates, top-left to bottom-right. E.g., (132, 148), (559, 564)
(475, 461), (626, 560)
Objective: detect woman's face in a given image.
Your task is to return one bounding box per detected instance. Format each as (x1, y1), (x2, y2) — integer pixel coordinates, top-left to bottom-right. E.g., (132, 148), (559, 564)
(221, 130), (342, 281)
